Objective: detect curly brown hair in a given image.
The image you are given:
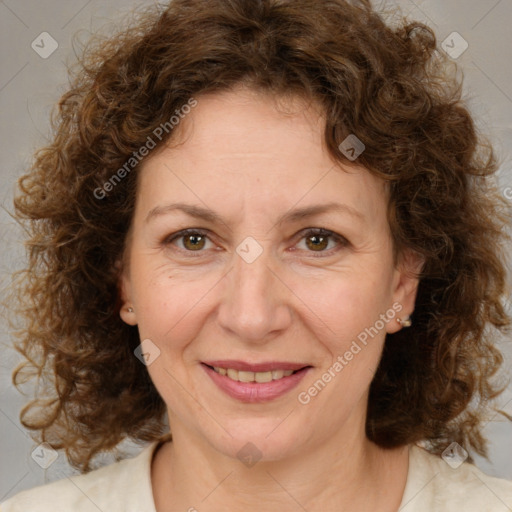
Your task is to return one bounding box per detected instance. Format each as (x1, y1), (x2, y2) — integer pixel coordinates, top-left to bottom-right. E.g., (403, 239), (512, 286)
(11, 0), (511, 472)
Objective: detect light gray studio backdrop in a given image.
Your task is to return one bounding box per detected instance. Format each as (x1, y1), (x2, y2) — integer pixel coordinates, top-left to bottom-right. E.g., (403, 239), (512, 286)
(1, 0), (512, 501)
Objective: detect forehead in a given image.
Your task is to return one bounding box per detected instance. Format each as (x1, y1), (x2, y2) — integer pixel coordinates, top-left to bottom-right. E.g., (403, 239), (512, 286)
(136, 87), (388, 227)
(158, 87), (328, 166)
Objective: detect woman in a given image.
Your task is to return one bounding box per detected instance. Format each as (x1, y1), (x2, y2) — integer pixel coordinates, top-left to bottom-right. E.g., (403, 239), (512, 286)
(2, 0), (512, 510)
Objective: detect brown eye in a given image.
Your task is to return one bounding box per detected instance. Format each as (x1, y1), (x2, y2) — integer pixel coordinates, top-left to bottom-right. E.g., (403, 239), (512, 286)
(165, 229), (213, 252)
(305, 233), (329, 251)
(182, 233), (206, 251)
(296, 228), (348, 255)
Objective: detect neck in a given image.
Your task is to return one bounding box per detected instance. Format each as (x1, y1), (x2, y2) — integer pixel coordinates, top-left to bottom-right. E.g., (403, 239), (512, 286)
(151, 419), (409, 511)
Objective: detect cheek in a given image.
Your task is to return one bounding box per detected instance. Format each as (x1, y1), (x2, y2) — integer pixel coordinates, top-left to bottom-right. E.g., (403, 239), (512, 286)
(291, 268), (391, 341)
(130, 259), (223, 349)
(292, 274), (392, 418)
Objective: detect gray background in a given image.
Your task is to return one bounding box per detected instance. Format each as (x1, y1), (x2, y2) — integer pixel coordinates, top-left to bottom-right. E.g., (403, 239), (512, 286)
(1, 0), (511, 501)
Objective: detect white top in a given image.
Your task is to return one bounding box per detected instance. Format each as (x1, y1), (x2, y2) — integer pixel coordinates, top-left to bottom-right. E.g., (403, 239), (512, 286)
(2, 442), (512, 511)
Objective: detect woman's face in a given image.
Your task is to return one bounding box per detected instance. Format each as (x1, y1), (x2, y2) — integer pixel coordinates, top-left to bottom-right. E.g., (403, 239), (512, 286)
(120, 87), (420, 462)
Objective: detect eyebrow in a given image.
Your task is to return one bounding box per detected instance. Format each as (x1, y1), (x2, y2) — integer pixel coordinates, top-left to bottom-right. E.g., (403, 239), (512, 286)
(145, 201), (366, 225)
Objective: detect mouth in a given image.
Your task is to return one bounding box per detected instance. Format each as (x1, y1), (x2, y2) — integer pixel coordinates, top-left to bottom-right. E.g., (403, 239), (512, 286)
(200, 361), (313, 403)
(202, 363), (309, 383)
(201, 358), (312, 381)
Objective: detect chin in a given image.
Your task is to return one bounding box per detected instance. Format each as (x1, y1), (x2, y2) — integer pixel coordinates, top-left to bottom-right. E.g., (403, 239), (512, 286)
(205, 420), (307, 464)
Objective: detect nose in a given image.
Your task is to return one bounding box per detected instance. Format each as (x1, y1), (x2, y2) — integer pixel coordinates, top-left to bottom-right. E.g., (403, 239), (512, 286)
(216, 244), (292, 344)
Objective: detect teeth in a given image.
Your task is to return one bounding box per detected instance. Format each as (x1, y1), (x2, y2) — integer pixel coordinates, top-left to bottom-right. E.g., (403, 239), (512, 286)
(213, 367), (295, 382)
(255, 371), (273, 383)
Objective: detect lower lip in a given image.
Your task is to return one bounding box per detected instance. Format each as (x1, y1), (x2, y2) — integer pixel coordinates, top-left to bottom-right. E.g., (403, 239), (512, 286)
(201, 363), (312, 403)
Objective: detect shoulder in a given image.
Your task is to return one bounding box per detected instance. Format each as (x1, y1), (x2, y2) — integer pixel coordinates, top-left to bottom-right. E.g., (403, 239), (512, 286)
(400, 444), (512, 512)
(0, 442), (160, 512)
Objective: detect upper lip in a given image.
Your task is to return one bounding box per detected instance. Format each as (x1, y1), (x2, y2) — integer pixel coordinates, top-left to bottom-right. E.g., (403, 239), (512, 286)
(202, 360), (311, 372)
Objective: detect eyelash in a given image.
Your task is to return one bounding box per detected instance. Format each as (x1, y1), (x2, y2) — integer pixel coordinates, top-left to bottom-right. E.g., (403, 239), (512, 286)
(163, 228), (349, 257)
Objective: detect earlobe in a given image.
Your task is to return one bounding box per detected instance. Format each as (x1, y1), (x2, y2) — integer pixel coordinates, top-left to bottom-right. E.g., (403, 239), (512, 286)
(117, 261), (138, 326)
(119, 303), (137, 326)
(396, 316), (412, 328)
(387, 249), (424, 334)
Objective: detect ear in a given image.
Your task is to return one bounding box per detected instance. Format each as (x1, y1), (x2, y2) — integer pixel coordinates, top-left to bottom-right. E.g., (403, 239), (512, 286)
(116, 258), (138, 326)
(386, 249), (424, 334)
